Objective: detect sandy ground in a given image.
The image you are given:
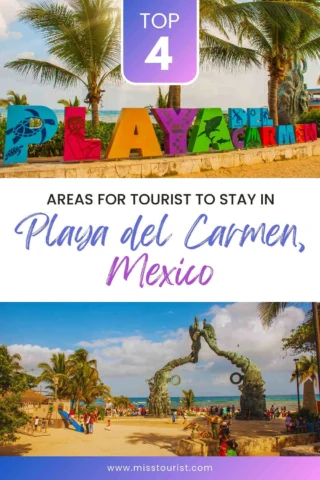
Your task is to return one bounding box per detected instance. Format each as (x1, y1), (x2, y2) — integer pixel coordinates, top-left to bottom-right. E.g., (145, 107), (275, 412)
(0, 418), (286, 457)
(174, 156), (320, 178)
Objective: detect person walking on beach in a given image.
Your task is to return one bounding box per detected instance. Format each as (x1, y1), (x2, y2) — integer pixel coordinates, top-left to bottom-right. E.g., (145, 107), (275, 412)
(89, 412), (95, 434)
(34, 416), (39, 431)
(106, 419), (111, 431)
(171, 411), (176, 424)
(183, 411), (188, 424)
(84, 411), (90, 435)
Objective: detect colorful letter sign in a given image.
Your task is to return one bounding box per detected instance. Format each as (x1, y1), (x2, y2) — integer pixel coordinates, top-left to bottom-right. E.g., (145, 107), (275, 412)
(189, 109), (234, 153)
(106, 108), (162, 159)
(4, 106), (58, 164)
(64, 107), (101, 161)
(151, 108), (198, 154)
(122, 0), (199, 84)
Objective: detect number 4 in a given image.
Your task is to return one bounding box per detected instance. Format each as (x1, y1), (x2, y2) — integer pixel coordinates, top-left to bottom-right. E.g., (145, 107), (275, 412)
(145, 36), (173, 71)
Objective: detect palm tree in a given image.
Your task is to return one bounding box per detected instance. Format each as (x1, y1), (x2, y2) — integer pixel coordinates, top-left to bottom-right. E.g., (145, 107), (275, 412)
(0, 90), (29, 108)
(5, 0), (121, 129)
(67, 348), (110, 414)
(167, 0), (262, 109)
(235, 0), (320, 125)
(290, 355), (318, 386)
(259, 302), (320, 395)
(58, 96), (81, 108)
(112, 396), (131, 410)
(0, 345), (23, 371)
(37, 352), (69, 399)
(181, 389), (195, 410)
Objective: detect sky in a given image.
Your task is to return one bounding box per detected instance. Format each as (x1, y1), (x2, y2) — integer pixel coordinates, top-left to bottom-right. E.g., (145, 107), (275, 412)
(0, 0), (319, 111)
(0, 302), (309, 397)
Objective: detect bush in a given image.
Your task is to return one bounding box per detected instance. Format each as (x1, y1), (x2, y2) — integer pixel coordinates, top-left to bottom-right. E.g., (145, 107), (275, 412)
(0, 118), (166, 158)
(299, 110), (320, 136)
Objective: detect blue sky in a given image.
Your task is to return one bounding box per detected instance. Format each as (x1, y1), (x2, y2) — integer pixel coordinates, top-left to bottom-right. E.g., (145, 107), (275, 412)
(0, 0), (319, 110)
(0, 302), (308, 397)
(0, 302), (224, 348)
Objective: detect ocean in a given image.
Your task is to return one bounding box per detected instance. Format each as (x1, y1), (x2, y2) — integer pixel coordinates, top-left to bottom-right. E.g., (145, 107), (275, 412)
(0, 109), (138, 123)
(96, 395), (320, 412)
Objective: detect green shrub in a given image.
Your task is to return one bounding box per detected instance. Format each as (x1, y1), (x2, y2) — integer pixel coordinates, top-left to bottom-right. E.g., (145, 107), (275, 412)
(299, 110), (320, 136)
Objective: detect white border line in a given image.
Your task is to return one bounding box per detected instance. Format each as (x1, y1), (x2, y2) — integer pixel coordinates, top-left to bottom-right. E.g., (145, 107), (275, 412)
(121, 0), (200, 86)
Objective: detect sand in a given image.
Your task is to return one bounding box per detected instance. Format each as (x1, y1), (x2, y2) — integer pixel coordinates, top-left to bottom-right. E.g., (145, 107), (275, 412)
(174, 155), (320, 178)
(0, 418), (286, 457)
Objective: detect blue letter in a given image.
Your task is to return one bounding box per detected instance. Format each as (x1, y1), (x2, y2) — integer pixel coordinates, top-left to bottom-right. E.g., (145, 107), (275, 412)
(4, 105), (58, 164)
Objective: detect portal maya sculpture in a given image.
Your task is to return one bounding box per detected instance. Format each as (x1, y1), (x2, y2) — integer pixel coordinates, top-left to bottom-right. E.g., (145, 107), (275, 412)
(147, 318), (266, 419)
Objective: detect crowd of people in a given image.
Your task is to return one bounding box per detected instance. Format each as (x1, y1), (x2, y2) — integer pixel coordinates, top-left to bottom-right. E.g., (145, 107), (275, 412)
(285, 412), (320, 434)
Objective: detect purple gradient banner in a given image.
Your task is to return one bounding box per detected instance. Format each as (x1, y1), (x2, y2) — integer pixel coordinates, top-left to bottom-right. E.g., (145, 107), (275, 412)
(122, 0), (199, 85)
(1, 457), (320, 479)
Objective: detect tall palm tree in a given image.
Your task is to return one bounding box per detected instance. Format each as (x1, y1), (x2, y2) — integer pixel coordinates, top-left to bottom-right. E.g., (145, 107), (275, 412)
(167, 0), (262, 109)
(67, 348), (110, 414)
(181, 389), (195, 410)
(0, 90), (29, 108)
(37, 352), (69, 399)
(259, 302), (320, 395)
(235, 0), (320, 125)
(5, 0), (121, 129)
(290, 355), (318, 386)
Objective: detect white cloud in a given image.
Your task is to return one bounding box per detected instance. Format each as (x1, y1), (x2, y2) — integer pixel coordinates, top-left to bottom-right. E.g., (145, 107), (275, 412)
(16, 51), (35, 59)
(7, 344), (74, 375)
(0, 0), (23, 39)
(6, 303), (307, 396)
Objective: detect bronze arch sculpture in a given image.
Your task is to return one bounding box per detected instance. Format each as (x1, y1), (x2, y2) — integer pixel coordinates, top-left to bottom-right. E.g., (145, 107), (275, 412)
(146, 318), (266, 419)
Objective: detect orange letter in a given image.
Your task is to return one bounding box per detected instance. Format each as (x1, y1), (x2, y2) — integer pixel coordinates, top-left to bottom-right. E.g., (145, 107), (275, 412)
(294, 125), (306, 144)
(106, 108), (162, 159)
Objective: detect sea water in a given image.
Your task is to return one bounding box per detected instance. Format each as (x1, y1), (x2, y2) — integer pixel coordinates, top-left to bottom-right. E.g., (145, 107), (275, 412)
(95, 395), (320, 411)
(0, 108), (121, 123)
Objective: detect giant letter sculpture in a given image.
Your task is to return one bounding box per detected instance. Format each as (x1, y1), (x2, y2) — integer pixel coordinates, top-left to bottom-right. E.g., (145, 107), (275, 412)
(151, 108), (198, 155)
(189, 108), (234, 153)
(106, 108), (162, 159)
(276, 125), (296, 145)
(63, 107), (101, 161)
(4, 105), (58, 164)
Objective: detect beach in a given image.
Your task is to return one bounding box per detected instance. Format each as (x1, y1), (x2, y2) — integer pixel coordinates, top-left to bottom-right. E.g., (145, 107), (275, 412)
(175, 155), (320, 178)
(0, 417), (286, 457)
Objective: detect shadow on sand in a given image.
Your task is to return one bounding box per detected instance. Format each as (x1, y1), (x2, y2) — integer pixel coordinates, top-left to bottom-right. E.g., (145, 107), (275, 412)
(0, 443), (32, 456)
(126, 432), (185, 455)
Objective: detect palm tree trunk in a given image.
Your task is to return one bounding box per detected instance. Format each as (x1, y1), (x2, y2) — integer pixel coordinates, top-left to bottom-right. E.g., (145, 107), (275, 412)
(311, 302), (320, 397)
(167, 85), (181, 109)
(268, 76), (279, 126)
(91, 99), (100, 129)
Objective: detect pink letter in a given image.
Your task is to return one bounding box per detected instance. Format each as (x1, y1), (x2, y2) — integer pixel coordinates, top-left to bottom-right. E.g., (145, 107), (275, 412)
(64, 107), (101, 161)
(304, 123), (318, 142)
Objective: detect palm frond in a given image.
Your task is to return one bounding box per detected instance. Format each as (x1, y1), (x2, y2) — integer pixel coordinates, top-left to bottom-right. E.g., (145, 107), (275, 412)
(201, 31), (261, 70)
(258, 302), (288, 328)
(5, 59), (85, 89)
